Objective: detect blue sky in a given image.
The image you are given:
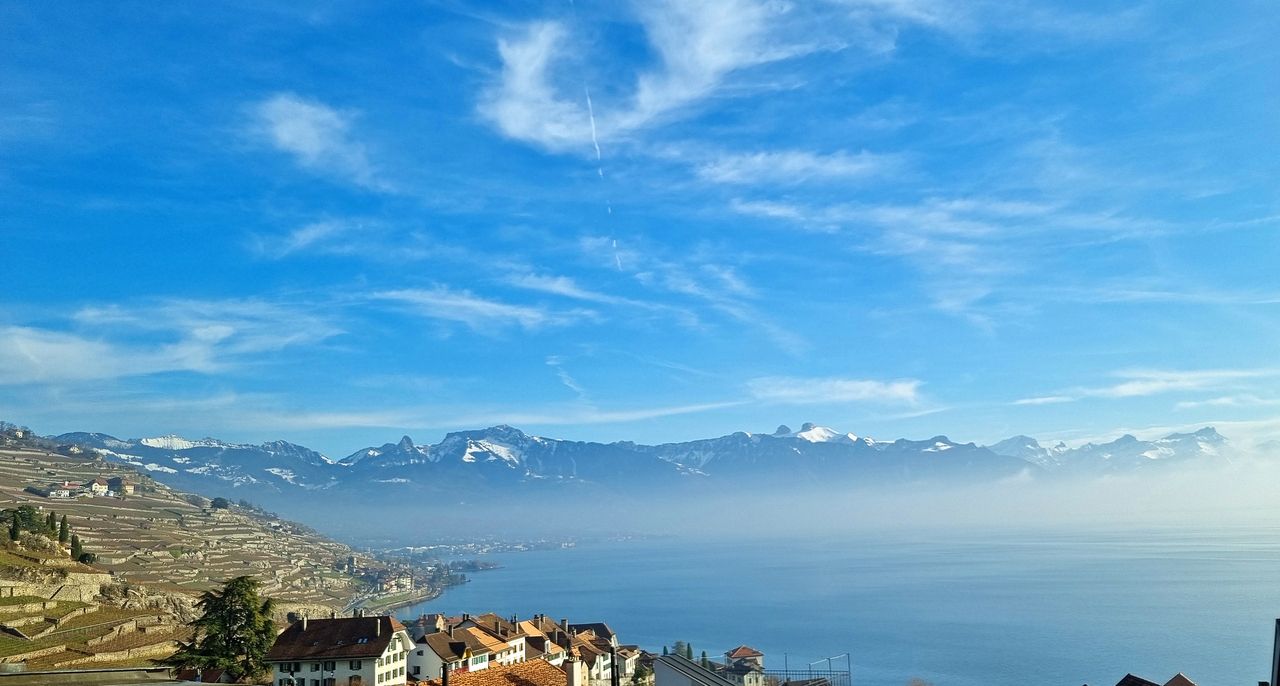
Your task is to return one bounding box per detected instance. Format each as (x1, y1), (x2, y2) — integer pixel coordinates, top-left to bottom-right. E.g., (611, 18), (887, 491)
(2, 1), (1278, 456)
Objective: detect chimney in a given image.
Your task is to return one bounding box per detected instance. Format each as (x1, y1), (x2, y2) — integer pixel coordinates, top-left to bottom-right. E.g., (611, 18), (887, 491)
(442, 663), (450, 686)
(377, 617), (382, 637)
(330, 611), (336, 619)
(448, 624), (454, 638)
(463, 613), (471, 622)
(561, 618), (569, 631)
(565, 655), (585, 686)
(301, 616), (308, 631)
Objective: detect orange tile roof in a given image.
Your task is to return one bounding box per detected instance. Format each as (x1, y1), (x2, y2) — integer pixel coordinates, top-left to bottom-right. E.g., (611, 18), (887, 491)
(726, 646), (763, 659)
(424, 659), (566, 686)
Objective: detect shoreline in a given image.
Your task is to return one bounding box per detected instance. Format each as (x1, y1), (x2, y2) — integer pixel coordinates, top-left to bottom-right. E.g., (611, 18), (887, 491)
(361, 586), (445, 616)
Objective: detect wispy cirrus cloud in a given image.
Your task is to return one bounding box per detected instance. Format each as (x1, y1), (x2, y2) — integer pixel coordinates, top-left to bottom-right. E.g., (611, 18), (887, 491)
(250, 93), (387, 190)
(747, 376), (922, 405)
(249, 219), (369, 259)
(1015, 368), (1278, 406)
(697, 149), (900, 185)
(0, 298), (340, 385)
(372, 287), (595, 332)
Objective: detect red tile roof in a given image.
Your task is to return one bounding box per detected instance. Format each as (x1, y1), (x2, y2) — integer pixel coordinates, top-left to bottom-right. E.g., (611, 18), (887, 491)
(423, 658), (566, 686)
(726, 646), (763, 659)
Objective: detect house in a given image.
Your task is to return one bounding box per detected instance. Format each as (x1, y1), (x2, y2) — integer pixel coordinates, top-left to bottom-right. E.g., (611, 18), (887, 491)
(711, 646), (766, 686)
(84, 477), (110, 496)
(569, 623), (618, 648)
(515, 619), (567, 666)
(459, 613), (527, 666)
(107, 476), (135, 495)
(410, 625), (501, 680)
(265, 615), (413, 686)
(567, 631), (614, 683)
(45, 482), (76, 499)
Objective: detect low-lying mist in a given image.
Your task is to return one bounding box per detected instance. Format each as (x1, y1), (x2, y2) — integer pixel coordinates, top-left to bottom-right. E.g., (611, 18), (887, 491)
(285, 454), (1280, 547)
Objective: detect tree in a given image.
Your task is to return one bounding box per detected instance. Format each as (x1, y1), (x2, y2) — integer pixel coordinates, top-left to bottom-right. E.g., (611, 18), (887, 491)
(7, 519), (17, 542)
(70, 534), (82, 560)
(46, 512), (56, 535)
(632, 664), (652, 685)
(662, 647), (668, 656)
(211, 497), (231, 510)
(700, 651), (708, 667)
(164, 575), (275, 682)
(58, 515), (68, 544)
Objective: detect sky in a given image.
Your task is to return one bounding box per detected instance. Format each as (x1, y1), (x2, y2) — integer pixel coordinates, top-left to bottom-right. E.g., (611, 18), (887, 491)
(1, 1), (1278, 458)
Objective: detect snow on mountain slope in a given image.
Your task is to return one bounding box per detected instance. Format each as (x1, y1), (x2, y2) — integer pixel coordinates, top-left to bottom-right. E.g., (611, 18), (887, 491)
(139, 435), (227, 450)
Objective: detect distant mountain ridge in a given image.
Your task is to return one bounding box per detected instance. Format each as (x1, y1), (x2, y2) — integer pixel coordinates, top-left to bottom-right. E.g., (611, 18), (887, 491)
(54, 423), (1234, 509)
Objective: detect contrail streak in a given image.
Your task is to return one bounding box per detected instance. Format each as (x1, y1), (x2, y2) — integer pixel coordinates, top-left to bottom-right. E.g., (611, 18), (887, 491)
(585, 86), (604, 179)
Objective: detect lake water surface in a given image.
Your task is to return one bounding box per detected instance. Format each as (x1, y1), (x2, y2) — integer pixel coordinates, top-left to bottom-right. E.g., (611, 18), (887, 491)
(400, 526), (1280, 686)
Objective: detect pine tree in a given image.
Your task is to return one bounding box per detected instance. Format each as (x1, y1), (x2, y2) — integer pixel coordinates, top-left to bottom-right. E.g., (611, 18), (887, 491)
(684, 643), (693, 660)
(58, 516), (69, 544)
(164, 575), (276, 681)
(8, 518), (18, 542)
(46, 512), (56, 535)
(70, 534), (82, 560)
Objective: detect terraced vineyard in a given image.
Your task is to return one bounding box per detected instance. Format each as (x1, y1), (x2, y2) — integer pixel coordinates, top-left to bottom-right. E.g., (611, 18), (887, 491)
(0, 444), (387, 669)
(0, 446), (372, 606)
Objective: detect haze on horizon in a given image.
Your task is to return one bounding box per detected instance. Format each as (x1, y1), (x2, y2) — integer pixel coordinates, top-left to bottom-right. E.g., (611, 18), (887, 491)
(2, 2), (1278, 459)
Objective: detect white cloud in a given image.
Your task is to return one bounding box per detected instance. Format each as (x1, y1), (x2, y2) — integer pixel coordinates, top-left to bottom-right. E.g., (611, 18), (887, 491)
(373, 287), (594, 331)
(1097, 369), (1269, 399)
(479, 0), (796, 151)
(747, 376), (921, 405)
(250, 219), (367, 259)
(251, 93), (386, 190)
(0, 296), (341, 386)
(1015, 368), (1277, 406)
(698, 150), (898, 185)
(1174, 395), (1280, 411)
(508, 273), (629, 305)
(1013, 395), (1075, 406)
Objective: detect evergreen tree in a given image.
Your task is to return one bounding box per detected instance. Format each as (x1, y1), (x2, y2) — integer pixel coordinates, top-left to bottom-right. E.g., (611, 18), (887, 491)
(7, 519), (17, 542)
(70, 534), (82, 560)
(164, 575), (276, 682)
(45, 512), (56, 535)
(684, 643), (694, 660)
(662, 647), (668, 656)
(700, 651), (708, 667)
(58, 516), (68, 544)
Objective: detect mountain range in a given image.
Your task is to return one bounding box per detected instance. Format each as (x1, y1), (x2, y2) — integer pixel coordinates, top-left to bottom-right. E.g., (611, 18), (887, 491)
(52, 423), (1234, 512)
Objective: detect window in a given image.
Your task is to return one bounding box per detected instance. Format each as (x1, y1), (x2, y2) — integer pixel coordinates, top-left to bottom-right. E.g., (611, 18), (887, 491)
(416, 650), (423, 656)
(350, 660), (363, 670)
(413, 666), (420, 675)
(313, 663), (321, 672)
(324, 662), (337, 671)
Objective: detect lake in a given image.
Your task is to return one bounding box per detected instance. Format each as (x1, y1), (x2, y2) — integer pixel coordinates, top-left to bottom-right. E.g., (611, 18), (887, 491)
(399, 526), (1280, 686)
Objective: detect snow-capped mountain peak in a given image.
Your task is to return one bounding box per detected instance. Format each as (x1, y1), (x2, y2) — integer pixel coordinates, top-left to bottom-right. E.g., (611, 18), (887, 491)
(139, 434), (225, 451)
(782, 422), (860, 445)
